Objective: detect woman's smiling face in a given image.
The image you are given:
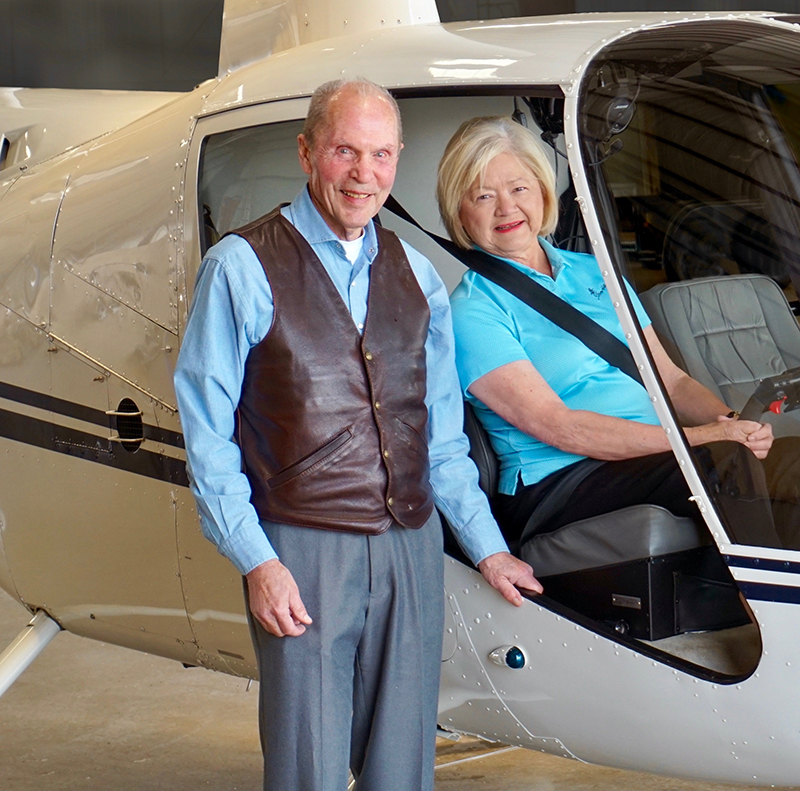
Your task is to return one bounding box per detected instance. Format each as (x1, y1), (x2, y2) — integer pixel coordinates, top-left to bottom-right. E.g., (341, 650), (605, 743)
(458, 151), (545, 267)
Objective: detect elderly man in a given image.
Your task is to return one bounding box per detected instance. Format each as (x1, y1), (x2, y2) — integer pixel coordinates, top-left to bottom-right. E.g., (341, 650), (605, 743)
(174, 78), (540, 791)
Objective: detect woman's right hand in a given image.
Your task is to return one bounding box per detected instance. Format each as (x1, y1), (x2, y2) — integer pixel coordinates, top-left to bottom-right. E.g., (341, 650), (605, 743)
(688, 415), (774, 459)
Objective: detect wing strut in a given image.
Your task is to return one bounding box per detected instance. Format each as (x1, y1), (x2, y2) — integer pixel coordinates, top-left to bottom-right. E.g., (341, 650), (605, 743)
(0, 610), (61, 698)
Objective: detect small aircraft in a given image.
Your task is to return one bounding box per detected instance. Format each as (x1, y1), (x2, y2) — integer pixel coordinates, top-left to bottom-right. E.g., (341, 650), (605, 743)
(4, 0), (800, 785)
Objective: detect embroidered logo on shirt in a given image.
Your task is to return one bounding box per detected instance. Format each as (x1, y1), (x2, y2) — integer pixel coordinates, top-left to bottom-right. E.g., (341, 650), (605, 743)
(588, 284), (607, 299)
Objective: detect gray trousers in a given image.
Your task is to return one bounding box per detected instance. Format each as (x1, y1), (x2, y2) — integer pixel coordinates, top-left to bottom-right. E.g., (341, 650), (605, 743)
(249, 511), (444, 791)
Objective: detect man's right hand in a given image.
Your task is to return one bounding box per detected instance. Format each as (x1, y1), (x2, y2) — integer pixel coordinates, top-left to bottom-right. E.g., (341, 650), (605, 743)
(245, 559), (313, 637)
(478, 551), (543, 606)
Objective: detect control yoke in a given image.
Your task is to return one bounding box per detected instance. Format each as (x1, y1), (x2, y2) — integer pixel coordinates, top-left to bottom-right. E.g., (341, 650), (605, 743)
(739, 367), (800, 422)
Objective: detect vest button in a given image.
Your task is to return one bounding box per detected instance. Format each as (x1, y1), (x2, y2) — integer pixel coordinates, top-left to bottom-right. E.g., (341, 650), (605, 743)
(364, 351), (373, 361)
(383, 449), (389, 458)
(374, 401), (380, 410)
(387, 497), (394, 506)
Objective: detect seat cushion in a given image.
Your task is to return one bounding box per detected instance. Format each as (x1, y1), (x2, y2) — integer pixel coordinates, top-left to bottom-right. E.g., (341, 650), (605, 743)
(520, 504), (709, 578)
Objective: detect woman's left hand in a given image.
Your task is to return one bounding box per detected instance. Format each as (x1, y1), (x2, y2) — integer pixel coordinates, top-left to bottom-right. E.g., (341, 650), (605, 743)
(716, 413), (774, 459)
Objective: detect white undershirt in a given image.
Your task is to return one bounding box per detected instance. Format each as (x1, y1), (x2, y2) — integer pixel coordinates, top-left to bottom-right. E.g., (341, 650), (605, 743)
(340, 234), (365, 264)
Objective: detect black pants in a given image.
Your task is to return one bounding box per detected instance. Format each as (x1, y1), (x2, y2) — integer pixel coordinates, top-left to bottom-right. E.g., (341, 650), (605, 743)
(495, 440), (800, 551)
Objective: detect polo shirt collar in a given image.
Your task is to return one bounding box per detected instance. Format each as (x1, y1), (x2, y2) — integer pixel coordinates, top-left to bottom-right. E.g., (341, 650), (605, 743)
(538, 236), (571, 280)
(485, 236), (571, 282)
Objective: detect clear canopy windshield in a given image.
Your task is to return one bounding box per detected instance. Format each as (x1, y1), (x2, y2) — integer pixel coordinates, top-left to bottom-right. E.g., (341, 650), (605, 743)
(578, 20), (800, 550)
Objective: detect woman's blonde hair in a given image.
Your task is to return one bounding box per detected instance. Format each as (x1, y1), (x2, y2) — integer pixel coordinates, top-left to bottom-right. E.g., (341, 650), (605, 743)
(436, 116), (558, 249)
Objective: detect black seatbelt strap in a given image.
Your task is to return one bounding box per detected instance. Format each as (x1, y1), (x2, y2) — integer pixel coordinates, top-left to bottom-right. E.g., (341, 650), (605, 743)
(382, 194), (644, 387)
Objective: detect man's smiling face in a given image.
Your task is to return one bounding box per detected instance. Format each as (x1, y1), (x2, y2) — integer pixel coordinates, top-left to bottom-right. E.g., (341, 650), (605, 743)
(298, 86), (402, 241)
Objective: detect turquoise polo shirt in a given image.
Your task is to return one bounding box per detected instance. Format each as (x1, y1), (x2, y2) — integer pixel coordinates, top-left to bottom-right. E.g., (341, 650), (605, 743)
(450, 238), (658, 495)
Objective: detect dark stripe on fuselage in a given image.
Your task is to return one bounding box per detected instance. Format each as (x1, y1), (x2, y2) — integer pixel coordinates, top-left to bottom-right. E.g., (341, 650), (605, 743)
(737, 580), (800, 604)
(725, 555), (800, 604)
(0, 381), (184, 449)
(725, 554), (800, 575)
(0, 407), (189, 487)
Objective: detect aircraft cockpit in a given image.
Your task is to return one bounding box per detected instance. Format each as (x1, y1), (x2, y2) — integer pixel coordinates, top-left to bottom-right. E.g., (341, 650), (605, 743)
(520, 22), (800, 682)
(562, 21), (800, 680)
(497, 21), (800, 682)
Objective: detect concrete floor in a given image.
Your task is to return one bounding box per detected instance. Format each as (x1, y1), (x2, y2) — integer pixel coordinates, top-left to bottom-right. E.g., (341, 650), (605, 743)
(1, 589), (798, 791)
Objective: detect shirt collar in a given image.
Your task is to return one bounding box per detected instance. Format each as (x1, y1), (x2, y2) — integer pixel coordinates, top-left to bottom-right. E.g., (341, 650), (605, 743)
(481, 236), (571, 282)
(286, 185), (378, 253)
(537, 236), (571, 280)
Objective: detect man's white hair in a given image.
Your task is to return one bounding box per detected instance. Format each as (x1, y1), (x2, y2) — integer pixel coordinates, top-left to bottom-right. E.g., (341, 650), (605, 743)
(302, 77), (403, 148)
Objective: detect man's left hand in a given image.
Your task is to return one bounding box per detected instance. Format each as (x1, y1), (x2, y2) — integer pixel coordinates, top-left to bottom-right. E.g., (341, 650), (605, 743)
(477, 552), (543, 606)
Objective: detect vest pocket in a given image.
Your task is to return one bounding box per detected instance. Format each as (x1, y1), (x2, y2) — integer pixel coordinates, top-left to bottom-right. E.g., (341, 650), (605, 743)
(267, 427), (353, 489)
(395, 417), (429, 458)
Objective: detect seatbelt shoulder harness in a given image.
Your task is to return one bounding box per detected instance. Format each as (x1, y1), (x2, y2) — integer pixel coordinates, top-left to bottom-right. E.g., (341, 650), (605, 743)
(383, 195), (643, 387)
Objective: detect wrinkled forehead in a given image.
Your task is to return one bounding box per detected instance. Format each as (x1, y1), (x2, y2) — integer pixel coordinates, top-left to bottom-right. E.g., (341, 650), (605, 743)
(318, 91), (402, 148)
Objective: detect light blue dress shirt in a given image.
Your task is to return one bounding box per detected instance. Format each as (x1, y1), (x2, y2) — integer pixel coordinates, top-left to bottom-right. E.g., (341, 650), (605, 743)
(450, 238), (658, 495)
(174, 187), (507, 574)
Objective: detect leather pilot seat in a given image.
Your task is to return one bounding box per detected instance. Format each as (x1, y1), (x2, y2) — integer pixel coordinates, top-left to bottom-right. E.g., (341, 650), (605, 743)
(641, 274), (800, 437)
(460, 402), (747, 640)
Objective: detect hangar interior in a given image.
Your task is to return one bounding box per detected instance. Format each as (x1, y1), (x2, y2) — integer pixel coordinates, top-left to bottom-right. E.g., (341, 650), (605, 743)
(5, 4), (800, 791)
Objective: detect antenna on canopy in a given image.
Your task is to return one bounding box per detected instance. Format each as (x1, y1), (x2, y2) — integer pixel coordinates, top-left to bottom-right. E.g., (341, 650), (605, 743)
(218, 0), (441, 76)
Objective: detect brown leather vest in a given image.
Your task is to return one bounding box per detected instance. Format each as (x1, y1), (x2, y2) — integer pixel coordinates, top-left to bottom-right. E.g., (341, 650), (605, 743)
(233, 207), (434, 534)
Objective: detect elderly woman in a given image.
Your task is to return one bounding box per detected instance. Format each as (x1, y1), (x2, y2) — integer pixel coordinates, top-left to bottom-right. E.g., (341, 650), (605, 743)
(437, 115), (778, 546)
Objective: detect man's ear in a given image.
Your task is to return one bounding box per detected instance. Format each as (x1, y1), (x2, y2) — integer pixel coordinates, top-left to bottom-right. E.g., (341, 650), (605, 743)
(297, 134), (313, 176)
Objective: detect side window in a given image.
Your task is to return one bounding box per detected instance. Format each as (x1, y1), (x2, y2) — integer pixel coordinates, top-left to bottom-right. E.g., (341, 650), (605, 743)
(578, 29), (800, 446)
(191, 93), (565, 293)
(198, 119), (306, 255)
(583, 65), (800, 312)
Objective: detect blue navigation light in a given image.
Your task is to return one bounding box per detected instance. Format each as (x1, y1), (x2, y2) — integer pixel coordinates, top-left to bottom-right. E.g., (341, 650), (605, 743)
(505, 646), (525, 669)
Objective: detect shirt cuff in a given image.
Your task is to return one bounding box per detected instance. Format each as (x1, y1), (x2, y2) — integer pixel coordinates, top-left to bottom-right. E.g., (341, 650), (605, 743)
(217, 525), (279, 575)
(444, 512), (509, 566)
(465, 532), (511, 566)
